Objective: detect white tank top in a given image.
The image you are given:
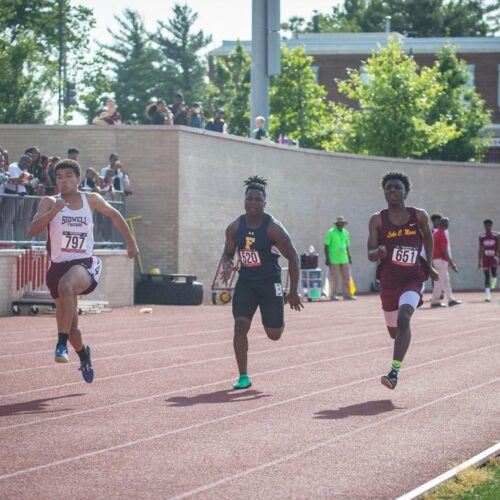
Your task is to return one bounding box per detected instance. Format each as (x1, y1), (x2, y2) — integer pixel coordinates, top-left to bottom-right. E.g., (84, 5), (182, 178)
(47, 193), (94, 263)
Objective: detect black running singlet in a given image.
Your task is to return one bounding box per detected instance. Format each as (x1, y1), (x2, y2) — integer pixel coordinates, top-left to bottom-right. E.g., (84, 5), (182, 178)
(235, 213), (281, 280)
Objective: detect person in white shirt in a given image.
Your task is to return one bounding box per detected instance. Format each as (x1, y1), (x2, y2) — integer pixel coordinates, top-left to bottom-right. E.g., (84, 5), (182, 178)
(2, 155), (32, 240)
(29, 159), (139, 383)
(100, 154), (131, 194)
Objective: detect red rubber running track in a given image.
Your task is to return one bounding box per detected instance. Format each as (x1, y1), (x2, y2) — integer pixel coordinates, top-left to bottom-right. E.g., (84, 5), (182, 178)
(0, 292), (499, 499)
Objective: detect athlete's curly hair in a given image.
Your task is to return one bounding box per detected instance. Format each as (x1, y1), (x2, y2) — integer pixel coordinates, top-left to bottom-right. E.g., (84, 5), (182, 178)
(381, 171), (412, 193)
(244, 175), (267, 196)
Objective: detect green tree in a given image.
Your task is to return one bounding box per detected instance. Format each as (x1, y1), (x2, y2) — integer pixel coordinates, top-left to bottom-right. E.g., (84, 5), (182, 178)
(103, 9), (162, 124)
(424, 45), (491, 161)
(0, 34), (49, 123)
(283, 0), (500, 37)
(155, 3), (212, 104)
(208, 41), (251, 136)
(79, 51), (113, 124)
(331, 38), (458, 157)
(0, 0), (95, 123)
(270, 46), (334, 150)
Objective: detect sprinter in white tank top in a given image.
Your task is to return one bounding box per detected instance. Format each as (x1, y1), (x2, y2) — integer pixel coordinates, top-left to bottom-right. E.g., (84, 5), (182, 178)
(29, 159), (139, 383)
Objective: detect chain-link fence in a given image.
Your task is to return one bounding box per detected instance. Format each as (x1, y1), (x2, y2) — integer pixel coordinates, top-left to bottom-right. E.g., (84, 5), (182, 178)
(0, 192), (126, 248)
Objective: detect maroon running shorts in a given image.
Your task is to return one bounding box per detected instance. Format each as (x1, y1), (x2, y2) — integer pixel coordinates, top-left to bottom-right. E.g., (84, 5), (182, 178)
(379, 281), (425, 312)
(46, 256), (101, 299)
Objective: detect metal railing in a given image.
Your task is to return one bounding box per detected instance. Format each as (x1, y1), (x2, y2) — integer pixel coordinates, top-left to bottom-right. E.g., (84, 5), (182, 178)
(0, 191), (126, 248)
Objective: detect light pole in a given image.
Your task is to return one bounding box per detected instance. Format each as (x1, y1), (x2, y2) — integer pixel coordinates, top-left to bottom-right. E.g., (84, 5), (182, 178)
(250, 0), (281, 135)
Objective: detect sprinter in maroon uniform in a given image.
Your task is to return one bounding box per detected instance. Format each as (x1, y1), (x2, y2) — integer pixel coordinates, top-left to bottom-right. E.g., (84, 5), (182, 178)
(478, 219), (499, 302)
(367, 172), (438, 389)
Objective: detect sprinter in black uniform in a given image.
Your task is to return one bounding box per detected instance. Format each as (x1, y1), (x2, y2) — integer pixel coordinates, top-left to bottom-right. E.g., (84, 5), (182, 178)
(221, 176), (303, 389)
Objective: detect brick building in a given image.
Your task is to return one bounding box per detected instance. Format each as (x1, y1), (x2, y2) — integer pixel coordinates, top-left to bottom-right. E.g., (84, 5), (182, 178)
(210, 32), (500, 160)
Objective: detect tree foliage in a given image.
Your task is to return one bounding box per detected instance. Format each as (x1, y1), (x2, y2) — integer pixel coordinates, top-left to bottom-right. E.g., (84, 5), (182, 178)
(423, 45), (491, 161)
(208, 41), (251, 136)
(330, 38), (459, 158)
(102, 9), (162, 124)
(270, 46), (334, 150)
(154, 3), (212, 105)
(0, 0), (95, 123)
(282, 0), (500, 37)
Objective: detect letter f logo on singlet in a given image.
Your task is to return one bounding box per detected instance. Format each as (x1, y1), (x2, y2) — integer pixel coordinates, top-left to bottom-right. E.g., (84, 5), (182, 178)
(245, 236), (256, 250)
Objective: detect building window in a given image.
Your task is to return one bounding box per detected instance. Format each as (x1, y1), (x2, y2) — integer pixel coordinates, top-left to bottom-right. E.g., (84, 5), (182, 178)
(465, 64), (475, 87)
(311, 65), (319, 83)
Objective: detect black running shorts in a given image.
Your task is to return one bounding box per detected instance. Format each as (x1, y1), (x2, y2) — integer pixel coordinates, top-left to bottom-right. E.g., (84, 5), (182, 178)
(232, 275), (284, 328)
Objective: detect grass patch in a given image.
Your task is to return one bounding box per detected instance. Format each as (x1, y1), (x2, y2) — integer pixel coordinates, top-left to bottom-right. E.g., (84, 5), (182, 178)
(425, 457), (500, 499)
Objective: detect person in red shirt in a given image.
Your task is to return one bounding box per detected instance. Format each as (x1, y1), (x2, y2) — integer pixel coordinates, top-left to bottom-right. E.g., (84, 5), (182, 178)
(431, 217), (461, 307)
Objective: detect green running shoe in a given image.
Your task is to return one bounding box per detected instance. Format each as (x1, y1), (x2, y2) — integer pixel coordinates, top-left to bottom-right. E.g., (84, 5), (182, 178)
(233, 374), (251, 390)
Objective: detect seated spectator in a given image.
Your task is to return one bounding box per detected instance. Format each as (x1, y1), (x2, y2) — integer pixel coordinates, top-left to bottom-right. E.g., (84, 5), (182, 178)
(205, 108), (228, 134)
(81, 168), (101, 193)
(189, 102), (205, 129)
(146, 100), (173, 125)
(169, 92), (189, 126)
(252, 116), (269, 141)
(92, 98), (122, 125)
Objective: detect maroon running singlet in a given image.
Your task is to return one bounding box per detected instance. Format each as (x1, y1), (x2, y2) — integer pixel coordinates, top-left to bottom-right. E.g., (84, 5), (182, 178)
(377, 207), (429, 311)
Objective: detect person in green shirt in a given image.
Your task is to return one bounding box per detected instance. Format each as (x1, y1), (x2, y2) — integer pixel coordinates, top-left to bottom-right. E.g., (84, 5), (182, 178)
(324, 216), (356, 301)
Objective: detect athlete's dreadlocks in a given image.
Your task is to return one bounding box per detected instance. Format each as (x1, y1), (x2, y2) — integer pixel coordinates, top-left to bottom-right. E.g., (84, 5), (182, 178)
(244, 175), (267, 196)
(381, 171), (412, 194)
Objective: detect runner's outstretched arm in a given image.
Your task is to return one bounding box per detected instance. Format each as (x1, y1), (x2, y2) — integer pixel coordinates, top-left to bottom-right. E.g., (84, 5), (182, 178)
(88, 193), (139, 258)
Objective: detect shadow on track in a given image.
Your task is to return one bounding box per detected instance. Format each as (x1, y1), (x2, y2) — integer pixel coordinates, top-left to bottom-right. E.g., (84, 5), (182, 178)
(166, 389), (270, 407)
(0, 393), (85, 417)
(314, 399), (404, 420)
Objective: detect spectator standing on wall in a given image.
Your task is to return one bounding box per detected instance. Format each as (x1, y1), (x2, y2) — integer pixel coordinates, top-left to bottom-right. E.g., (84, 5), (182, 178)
(169, 92), (189, 126)
(146, 100), (173, 125)
(324, 216), (356, 301)
(251, 116), (269, 141)
(92, 99), (122, 125)
(205, 108), (227, 134)
(189, 102), (205, 129)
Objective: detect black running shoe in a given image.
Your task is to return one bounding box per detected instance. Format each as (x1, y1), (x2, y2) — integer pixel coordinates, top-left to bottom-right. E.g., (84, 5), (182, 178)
(79, 346), (94, 384)
(381, 369), (398, 389)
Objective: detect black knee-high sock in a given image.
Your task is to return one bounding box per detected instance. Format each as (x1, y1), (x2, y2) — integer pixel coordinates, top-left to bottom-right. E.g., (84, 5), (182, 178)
(57, 333), (69, 347)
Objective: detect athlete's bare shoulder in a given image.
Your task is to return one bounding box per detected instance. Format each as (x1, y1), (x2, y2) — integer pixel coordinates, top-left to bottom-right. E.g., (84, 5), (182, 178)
(414, 207), (430, 224)
(369, 211), (382, 226)
(84, 191), (105, 209)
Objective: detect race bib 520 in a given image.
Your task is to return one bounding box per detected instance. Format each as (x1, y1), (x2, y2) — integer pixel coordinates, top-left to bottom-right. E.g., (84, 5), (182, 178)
(239, 249), (262, 267)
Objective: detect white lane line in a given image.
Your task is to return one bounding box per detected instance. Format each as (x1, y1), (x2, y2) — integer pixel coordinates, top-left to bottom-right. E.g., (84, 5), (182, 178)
(0, 317), (366, 359)
(1, 323), (497, 401)
(397, 442), (500, 500)
(0, 311), (482, 370)
(0, 323), (377, 374)
(0, 350), (498, 482)
(0, 309), (367, 341)
(0, 311), (386, 351)
(0, 330), (498, 435)
(169, 376), (500, 499)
